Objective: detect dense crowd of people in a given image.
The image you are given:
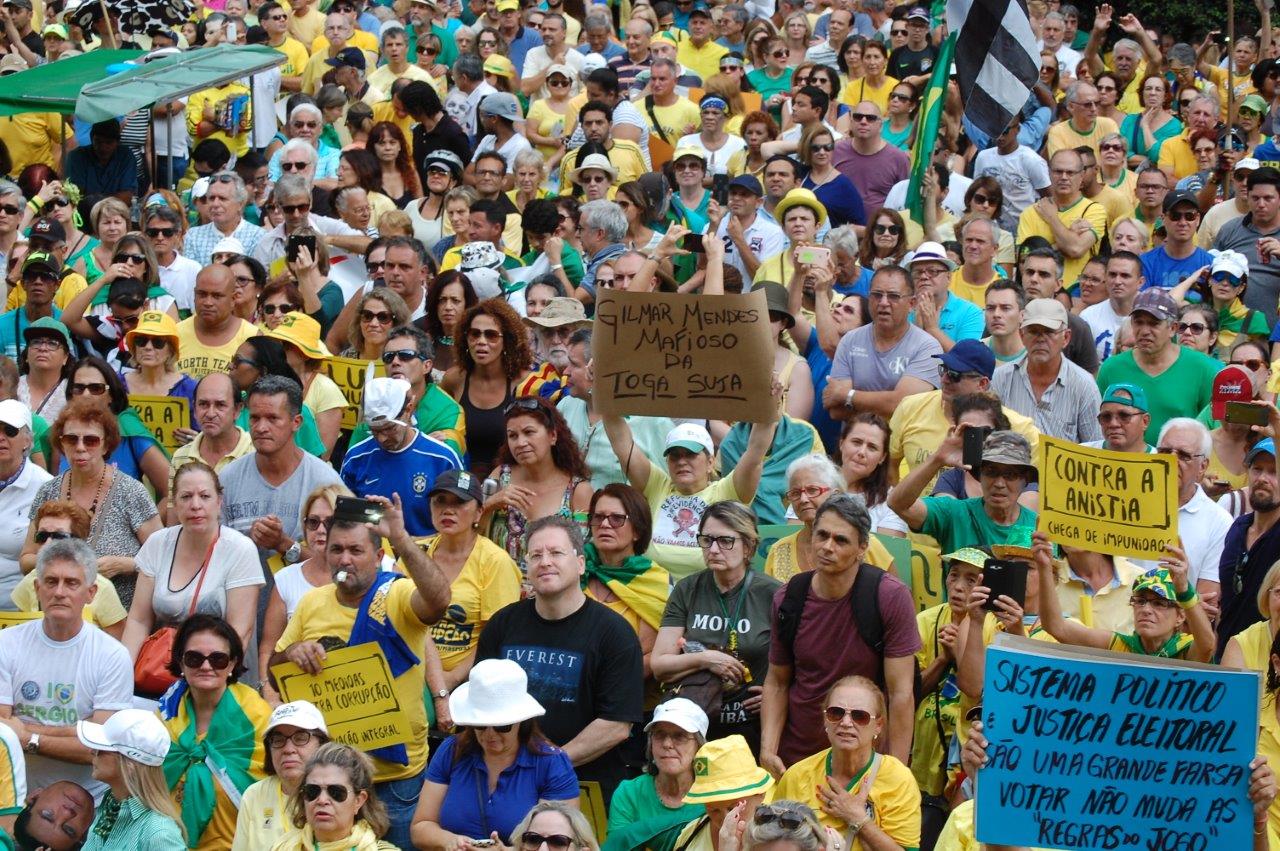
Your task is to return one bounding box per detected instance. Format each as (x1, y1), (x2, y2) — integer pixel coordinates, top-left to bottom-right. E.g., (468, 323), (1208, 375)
(0, 0), (1279, 848)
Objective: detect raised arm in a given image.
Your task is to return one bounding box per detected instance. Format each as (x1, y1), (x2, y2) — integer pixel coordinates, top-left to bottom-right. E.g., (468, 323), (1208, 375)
(370, 493), (451, 624)
(729, 413), (781, 504)
(602, 412), (653, 491)
(886, 426), (963, 529)
(1032, 531), (1110, 648)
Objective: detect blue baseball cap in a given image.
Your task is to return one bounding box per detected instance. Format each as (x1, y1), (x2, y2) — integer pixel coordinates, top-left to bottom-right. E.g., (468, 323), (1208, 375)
(1248, 438), (1276, 465)
(935, 338), (995, 380)
(727, 174), (763, 196)
(325, 47), (366, 71)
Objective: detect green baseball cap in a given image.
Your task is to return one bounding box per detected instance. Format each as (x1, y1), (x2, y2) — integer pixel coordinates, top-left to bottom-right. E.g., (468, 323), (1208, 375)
(1100, 382), (1148, 413)
(21, 250), (61, 276)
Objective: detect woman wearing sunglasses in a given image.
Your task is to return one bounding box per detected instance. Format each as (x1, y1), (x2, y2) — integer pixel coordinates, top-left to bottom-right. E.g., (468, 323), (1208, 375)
(747, 37), (795, 120)
(234, 701), (332, 851)
(652, 501), (781, 752)
(799, 127), (863, 228)
(771, 675), (920, 846)
(258, 280), (305, 332)
(857, 208), (908, 270)
(508, 801), (600, 851)
(20, 397), (161, 607)
(411, 659), (578, 850)
(339, 287), (411, 362)
(121, 311), (198, 440)
(1173, 250), (1271, 355)
(526, 66), (576, 163)
(483, 397), (592, 568)
(121, 461), (264, 686)
(162, 614), (271, 851)
(61, 234), (178, 359)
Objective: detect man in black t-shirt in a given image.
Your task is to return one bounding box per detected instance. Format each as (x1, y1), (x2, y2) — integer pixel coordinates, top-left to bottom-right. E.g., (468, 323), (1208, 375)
(399, 80), (473, 192)
(475, 516), (644, 802)
(887, 6), (937, 87)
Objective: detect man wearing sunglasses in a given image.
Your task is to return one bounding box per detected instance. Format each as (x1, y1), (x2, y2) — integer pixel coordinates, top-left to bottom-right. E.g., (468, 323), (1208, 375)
(1084, 382), (1152, 454)
(0, 536), (133, 800)
(1140, 190), (1214, 290)
(145, 206), (199, 317)
(251, 173), (368, 269)
(1199, 157), (1257, 250)
(0, 250), (61, 361)
(349, 325), (465, 454)
(832, 101), (908, 213)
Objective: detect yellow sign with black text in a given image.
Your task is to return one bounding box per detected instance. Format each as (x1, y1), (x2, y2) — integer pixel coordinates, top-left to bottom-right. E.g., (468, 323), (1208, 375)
(1037, 436), (1178, 560)
(322, 357), (386, 431)
(129, 395), (190, 452)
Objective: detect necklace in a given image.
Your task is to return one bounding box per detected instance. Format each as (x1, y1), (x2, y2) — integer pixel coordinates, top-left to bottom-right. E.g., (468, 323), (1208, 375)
(66, 466), (108, 516)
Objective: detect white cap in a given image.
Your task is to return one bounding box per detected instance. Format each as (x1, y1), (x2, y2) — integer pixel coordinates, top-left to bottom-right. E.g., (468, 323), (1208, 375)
(645, 697), (709, 737)
(664, 422), (714, 456)
(212, 236), (245, 256)
(1211, 248), (1249, 280)
(449, 658), (546, 727)
(580, 52), (607, 76)
(190, 176), (212, 200)
(1236, 157), (1262, 172)
(266, 700), (329, 735)
(77, 709), (171, 767)
(363, 376), (412, 426)
(460, 241), (503, 271)
(0, 399), (31, 431)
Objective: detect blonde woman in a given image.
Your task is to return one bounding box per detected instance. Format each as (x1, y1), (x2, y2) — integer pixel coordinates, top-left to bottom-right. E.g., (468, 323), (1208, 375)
(85, 197), (131, 285)
(509, 150), (551, 213)
(339, 288), (410, 361)
(510, 801), (601, 851)
(1222, 561), (1280, 672)
(77, 709), (186, 849)
(272, 743), (398, 851)
(1109, 217), (1152, 254)
(782, 12), (812, 67)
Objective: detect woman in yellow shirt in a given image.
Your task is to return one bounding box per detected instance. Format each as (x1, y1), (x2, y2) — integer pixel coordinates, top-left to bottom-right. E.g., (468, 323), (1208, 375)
(525, 65), (576, 160)
(839, 41), (896, 112)
(769, 675), (921, 850)
(1223, 560), (1280, 671)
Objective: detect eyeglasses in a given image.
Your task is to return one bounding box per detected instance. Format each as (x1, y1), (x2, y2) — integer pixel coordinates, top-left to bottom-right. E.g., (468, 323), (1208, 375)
(1130, 595), (1177, 610)
(971, 193), (994, 205)
(548, 77), (571, 86)
(1176, 322), (1208, 334)
(0, 204), (20, 216)
(60, 432), (103, 449)
(589, 512), (628, 528)
(1097, 410), (1140, 424)
(479, 39), (498, 47)
(281, 203), (311, 214)
(823, 705), (877, 725)
(267, 729), (318, 748)
(261, 303), (298, 316)
(1156, 446), (1203, 463)
(754, 806), (808, 831)
(521, 833), (574, 851)
(582, 174), (611, 183)
(133, 336), (168, 350)
(874, 223), (901, 235)
(939, 366), (982, 383)
(1166, 210), (1199, 222)
(303, 515), (330, 531)
(26, 336), (63, 350)
(811, 142), (834, 152)
(381, 349), (423, 364)
(469, 723), (514, 733)
(868, 290), (906, 302)
(696, 533), (738, 550)
(292, 121), (320, 129)
(70, 382), (108, 396)
(231, 355), (260, 369)
(468, 327), (503, 342)
(361, 309), (394, 325)
(34, 529), (71, 544)
(146, 227), (177, 238)
(770, 49), (788, 58)
(418, 45), (439, 54)
(303, 783), (351, 803)
(890, 28), (907, 35)
(851, 112), (879, 122)
(1233, 358), (1267, 372)
(281, 162), (310, 172)
(182, 650), (232, 670)
(784, 484), (832, 503)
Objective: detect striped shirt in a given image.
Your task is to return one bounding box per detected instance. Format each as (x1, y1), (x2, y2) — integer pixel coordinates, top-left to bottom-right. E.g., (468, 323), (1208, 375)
(990, 357), (1103, 444)
(81, 795), (185, 851)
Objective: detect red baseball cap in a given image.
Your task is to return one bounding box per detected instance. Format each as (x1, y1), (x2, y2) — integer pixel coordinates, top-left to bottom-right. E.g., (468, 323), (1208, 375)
(1212, 365), (1253, 420)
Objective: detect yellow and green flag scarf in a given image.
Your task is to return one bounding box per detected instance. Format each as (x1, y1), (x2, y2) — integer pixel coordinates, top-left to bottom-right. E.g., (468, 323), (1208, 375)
(582, 542), (671, 630)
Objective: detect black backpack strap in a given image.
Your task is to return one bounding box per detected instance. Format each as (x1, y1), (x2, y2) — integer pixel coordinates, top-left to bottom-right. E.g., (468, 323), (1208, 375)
(775, 571), (816, 656)
(644, 95), (670, 144)
(850, 564), (886, 655)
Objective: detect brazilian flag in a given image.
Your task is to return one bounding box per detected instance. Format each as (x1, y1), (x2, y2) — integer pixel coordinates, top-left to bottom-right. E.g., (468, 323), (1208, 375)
(906, 31), (957, 226)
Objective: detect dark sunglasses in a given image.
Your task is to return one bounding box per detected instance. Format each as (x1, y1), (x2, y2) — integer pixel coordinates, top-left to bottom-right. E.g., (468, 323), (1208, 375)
(851, 112), (879, 122)
(504, 397), (543, 416)
(520, 832), (574, 850)
(281, 202), (311, 214)
(361, 309), (394, 324)
(34, 529), (71, 544)
(59, 432), (103, 449)
(70, 382), (108, 396)
(133, 336), (168, 350)
(281, 162), (310, 172)
(754, 806), (807, 830)
(382, 348), (423, 364)
(971, 193), (994, 205)
(1165, 210), (1199, 222)
(1232, 358), (1267, 371)
(468, 327), (502, 342)
(48, 197), (70, 208)
(231, 355), (260, 369)
(1176, 322), (1208, 334)
(261, 303), (298, 316)
(469, 723), (514, 733)
(823, 705), (877, 725)
(303, 783), (351, 803)
(811, 142), (834, 152)
(418, 44), (439, 54)
(890, 28), (907, 35)
(874, 223), (901, 235)
(0, 204), (20, 216)
(1212, 272), (1245, 286)
(114, 253), (146, 264)
(182, 650), (232, 670)
(770, 49), (788, 58)
(146, 227), (177, 238)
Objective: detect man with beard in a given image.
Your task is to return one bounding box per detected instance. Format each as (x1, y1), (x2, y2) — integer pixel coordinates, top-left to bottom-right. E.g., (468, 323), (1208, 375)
(524, 298), (590, 376)
(1216, 435), (1280, 656)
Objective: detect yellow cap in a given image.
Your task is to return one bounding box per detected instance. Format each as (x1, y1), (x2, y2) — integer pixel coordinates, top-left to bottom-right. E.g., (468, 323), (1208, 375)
(684, 735), (775, 804)
(124, 310), (180, 353)
(483, 55), (516, 78)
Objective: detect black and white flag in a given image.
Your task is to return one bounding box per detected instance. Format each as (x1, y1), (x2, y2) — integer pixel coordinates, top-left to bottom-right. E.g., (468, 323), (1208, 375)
(947, 0), (1042, 140)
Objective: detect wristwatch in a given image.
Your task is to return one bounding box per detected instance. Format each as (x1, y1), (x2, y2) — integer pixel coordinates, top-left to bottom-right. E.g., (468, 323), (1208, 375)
(844, 387), (857, 408)
(434, 689), (450, 700)
(282, 542), (302, 565)
(24, 733), (38, 754)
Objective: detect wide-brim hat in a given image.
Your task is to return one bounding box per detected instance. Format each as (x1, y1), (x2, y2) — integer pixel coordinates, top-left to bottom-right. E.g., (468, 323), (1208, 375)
(449, 658), (546, 727)
(524, 297), (591, 328)
(753, 281), (794, 328)
(569, 152), (619, 185)
(975, 429), (1037, 482)
(124, 310), (180, 352)
(265, 312), (332, 361)
(684, 735), (775, 804)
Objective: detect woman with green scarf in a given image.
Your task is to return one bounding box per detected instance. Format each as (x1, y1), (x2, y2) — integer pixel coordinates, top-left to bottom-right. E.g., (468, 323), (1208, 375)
(583, 484), (670, 681)
(161, 614), (270, 850)
(1033, 530), (1214, 661)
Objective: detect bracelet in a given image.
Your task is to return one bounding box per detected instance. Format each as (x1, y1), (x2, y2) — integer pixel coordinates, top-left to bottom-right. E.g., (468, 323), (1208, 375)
(550, 263), (563, 271)
(1177, 590), (1199, 610)
(26, 198), (41, 212)
(848, 817), (869, 836)
(1175, 584), (1198, 604)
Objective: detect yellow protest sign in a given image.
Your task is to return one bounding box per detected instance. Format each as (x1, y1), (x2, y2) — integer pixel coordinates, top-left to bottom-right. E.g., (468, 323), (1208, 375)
(1037, 436), (1178, 560)
(322, 357), (386, 431)
(591, 289), (779, 423)
(0, 611), (41, 629)
(129, 395), (190, 452)
(271, 643), (412, 751)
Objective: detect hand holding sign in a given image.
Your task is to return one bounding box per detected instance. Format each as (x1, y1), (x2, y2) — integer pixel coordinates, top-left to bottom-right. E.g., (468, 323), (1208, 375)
(272, 644), (412, 751)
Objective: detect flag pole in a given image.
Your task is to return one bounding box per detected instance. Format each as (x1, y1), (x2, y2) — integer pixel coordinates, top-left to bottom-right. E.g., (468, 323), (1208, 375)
(1227, 0), (1236, 198)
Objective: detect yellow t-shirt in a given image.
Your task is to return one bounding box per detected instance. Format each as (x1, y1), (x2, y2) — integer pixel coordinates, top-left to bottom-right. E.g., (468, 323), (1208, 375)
(276, 578), (432, 781)
(303, 372), (348, 416)
(1157, 132), (1198, 180)
(271, 36), (311, 80)
(1089, 184), (1133, 230)
(162, 682), (270, 851)
(1232, 619), (1273, 673)
(187, 83), (254, 157)
(888, 389), (1040, 485)
(175, 316), (258, 379)
(1107, 168), (1139, 207)
(423, 534), (522, 671)
(913, 604), (966, 797)
(935, 799), (1054, 851)
(0, 112), (71, 175)
(10, 573), (127, 629)
(310, 29), (378, 56)
(371, 101), (415, 142)
(526, 98), (572, 160)
(287, 7), (326, 47)
(169, 428), (254, 496)
(1015, 194), (1107, 287)
(1045, 116), (1120, 159)
(0, 723), (20, 817)
(635, 96), (701, 145)
(677, 38), (729, 83)
(367, 63), (433, 95)
(763, 529), (895, 583)
(1053, 556), (1140, 634)
(642, 462), (738, 581)
(947, 267), (998, 307)
(557, 141), (648, 192)
(5, 271), (87, 310)
(768, 748), (922, 848)
(1207, 66), (1257, 119)
(839, 76), (898, 112)
(1261, 692), (1280, 842)
(231, 775), (289, 851)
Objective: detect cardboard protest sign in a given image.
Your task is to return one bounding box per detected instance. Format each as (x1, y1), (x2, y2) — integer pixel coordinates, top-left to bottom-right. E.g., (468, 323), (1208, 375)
(1036, 436), (1178, 560)
(322, 357), (386, 431)
(0, 611), (41, 629)
(129, 395), (190, 453)
(271, 643), (412, 751)
(976, 635), (1259, 851)
(591, 289), (778, 423)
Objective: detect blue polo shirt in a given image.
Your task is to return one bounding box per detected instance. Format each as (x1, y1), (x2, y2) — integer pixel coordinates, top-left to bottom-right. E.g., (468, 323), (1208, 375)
(909, 293), (985, 344)
(424, 735), (579, 841)
(340, 430), (463, 537)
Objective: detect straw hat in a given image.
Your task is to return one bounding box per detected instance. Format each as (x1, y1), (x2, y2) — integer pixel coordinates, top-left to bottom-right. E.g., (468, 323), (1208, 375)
(449, 659), (546, 727)
(683, 735), (775, 804)
(265, 312), (332, 361)
(124, 310), (180, 352)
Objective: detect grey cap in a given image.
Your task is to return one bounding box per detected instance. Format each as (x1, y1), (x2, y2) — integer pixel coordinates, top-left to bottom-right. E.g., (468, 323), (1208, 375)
(480, 92), (524, 122)
(977, 430), (1037, 481)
